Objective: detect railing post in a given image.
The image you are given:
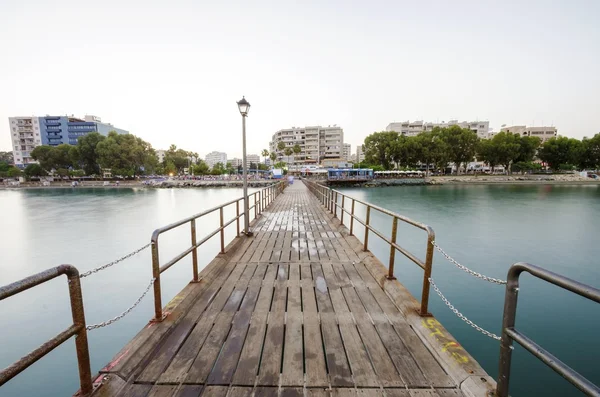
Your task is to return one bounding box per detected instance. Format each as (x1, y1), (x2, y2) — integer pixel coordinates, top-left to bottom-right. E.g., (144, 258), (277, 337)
(363, 206), (371, 251)
(350, 199), (355, 236)
(333, 191), (337, 218)
(219, 207), (225, 254)
(388, 217), (398, 280)
(419, 230), (435, 316)
(151, 239), (163, 321)
(341, 195), (345, 225)
(67, 273), (93, 395)
(496, 273), (519, 397)
(254, 193), (258, 219)
(236, 200), (240, 236)
(191, 219), (199, 282)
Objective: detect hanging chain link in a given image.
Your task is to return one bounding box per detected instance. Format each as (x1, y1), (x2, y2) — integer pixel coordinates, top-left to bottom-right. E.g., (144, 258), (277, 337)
(85, 278), (155, 331)
(429, 277), (502, 341)
(79, 243), (151, 279)
(431, 241), (507, 285)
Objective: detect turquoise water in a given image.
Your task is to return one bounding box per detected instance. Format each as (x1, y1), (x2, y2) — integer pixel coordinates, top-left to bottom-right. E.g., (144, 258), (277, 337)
(337, 184), (600, 397)
(0, 185), (598, 396)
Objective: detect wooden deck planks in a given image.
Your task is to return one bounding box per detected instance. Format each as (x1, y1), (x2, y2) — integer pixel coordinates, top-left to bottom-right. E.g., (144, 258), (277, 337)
(98, 181), (476, 397)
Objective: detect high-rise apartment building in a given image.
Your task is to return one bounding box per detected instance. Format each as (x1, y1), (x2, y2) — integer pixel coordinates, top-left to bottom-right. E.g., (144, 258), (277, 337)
(386, 120), (490, 139)
(342, 143), (352, 161)
(269, 125), (344, 165)
(356, 145), (365, 163)
(500, 125), (557, 143)
(205, 151), (227, 168)
(228, 154), (260, 168)
(8, 115), (128, 168)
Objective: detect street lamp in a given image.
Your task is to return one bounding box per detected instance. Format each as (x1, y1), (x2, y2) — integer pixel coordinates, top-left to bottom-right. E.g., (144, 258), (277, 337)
(237, 96), (252, 236)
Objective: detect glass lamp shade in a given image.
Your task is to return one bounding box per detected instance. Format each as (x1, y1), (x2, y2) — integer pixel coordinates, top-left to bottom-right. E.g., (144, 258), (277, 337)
(237, 96), (250, 116)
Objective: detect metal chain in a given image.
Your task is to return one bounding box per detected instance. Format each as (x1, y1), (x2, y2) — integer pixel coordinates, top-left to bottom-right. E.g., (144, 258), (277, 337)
(429, 277), (501, 341)
(431, 241), (507, 285)
(79, 243), (151, 279)
(86, 278), (155, 331)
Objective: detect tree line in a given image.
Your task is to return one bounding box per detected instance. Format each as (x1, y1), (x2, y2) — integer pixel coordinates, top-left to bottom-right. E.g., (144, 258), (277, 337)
(361, 126), (600, 174)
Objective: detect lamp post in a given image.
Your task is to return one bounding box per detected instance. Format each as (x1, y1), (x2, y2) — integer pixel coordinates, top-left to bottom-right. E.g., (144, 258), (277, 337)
(237, 96), (252, 236)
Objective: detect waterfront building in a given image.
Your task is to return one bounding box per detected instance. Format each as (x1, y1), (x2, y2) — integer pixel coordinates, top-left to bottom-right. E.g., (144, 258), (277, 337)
(356, 145), (365, 163)
(342, 143), (352, 161)
(205, 151), (227, 168)
(228, 154), (260, 169)
(269, 125), (345, 165)
(156, 150), (166, 163)
(500, 125), (557, 142)
(8, 114), (128, 168)
(386, 120), (490, 139)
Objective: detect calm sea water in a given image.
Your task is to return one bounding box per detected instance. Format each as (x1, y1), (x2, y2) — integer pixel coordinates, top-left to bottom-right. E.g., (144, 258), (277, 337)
(0, 184), (598, 396)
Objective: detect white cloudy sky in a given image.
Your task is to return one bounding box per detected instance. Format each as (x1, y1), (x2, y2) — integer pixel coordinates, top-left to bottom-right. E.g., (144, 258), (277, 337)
(1, 0), (599, 158)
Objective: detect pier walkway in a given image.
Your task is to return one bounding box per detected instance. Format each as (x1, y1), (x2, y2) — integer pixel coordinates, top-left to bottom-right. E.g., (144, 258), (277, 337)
(95, 181), (494, 397)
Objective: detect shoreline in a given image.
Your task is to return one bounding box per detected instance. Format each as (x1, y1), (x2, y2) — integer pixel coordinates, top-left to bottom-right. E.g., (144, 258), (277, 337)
(1, 176), (598, 190)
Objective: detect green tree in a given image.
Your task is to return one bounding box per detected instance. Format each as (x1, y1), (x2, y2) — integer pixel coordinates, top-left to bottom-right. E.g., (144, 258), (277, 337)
(477, 139), (501, 173)
(441, 126), (479, 174)
(225, 162), (236, 175)
(578, 134), (600, 170)
(538, 137), (583, 171)
(0, 161), (10, 173)
(96, 132), (158, 176)
(515, 136), (541, 163)
(414, 130), (450, 175)
(7, 166), (22, 178)
(211, 162), (225, 175)
(0, 151), (13, 164)
(277, 141), (285, 152)
(193, 159), (209, 175)
(270, 152), (277, 163)
(363, 131), (398, 170)
(24, 164), (46, 178)
(164, 160), (177, 175)
(30, 145), (54, 171)
(487, 132), (521, 174)
(164, 144), (193, 172)
(76, 132), (106, 175)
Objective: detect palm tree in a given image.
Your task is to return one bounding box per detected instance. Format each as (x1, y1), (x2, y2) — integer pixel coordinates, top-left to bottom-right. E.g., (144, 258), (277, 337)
(284, 148), (293, 165)
(292, 144), (301, 173)
(261, 149), (269, 163)
(269, 152), (277, 164)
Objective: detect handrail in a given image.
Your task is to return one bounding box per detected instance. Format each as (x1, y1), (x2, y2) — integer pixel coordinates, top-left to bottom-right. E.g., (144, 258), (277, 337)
(150, 181), (286, 321)
(496, 262), (600, 397)
(0, 265), (93, 395)
(304, 180), (435, 316)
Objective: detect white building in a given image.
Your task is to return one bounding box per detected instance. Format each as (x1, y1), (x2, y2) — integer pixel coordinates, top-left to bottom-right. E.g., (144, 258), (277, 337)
(156, 150), (166, 163)
(342, 143), (352, 161)
(269, 125), (344, 165)
(501, 125), (557, 143)
(356, 145), (365, 163)
(205, 151), (227, 168)
(386, 120), (491, 139)
(228, 154), (260, 169)
(8, 117), (41, 167)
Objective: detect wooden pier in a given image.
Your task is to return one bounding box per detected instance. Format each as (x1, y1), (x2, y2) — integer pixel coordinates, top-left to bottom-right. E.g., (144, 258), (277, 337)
(94, 181), (495, 397)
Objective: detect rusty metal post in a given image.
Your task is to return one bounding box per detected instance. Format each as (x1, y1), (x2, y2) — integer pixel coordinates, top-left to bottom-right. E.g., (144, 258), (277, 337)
(191, 219), (199, 282)
(151, 237), (163, 321)
(388, 217), (398, 280)
(363, 206), (371, 251)
(236, 200), (240, 236)
(349, 199), (355, 236)
(67, 272), (93, 395)
(220, 207), (225, 253)
(419, 228), (435, 316)
(341, 195), (345, 225)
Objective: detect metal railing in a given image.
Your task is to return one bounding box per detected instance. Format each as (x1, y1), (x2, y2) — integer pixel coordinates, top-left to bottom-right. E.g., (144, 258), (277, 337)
(304, 180), (435, 316)
(497, 262), (600, 397)
(0, 265), (93, 395)
(150, 181), (286, 321)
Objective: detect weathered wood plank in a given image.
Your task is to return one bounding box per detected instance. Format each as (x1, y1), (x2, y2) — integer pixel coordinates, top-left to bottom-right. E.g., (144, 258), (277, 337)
(304, 312), (329, 387)
(257, 311), (285, 385)
(200, 386), (229, 397)
(174, 385), (203, 397)
(147, 385), (178, 397)
(320, 315), (353, 387)
(231, 311), (269, 385)
(281, 312), (304, 386)
(337, 313), (379, 387)
(120, 384), (152, 397)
